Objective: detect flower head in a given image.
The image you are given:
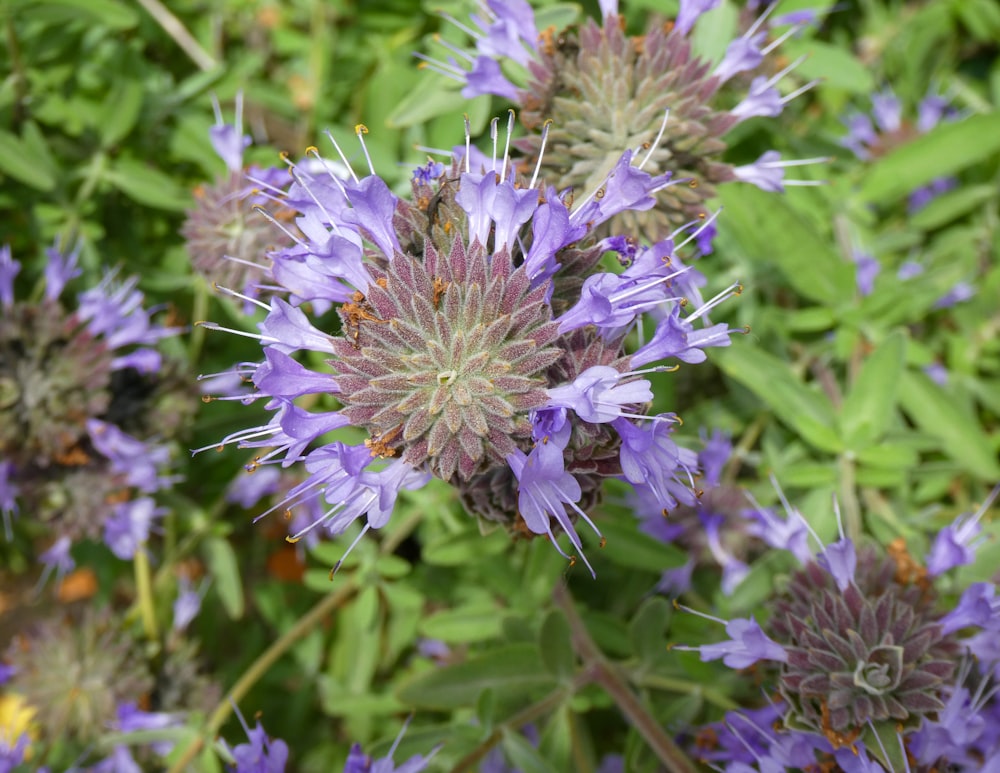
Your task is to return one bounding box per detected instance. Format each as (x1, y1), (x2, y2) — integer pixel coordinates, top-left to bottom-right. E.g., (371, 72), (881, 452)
(0, 242), (186, 548)
(420, 2), (822, 240)
(200, 118), (736, 572)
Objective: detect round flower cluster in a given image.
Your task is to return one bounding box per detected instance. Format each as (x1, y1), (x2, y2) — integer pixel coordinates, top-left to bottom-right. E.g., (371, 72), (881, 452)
(199, 116), (741, 575)
(418, 0), (825, 241)
(0, 242), (187, 567)
(683, 488), (1000, 771)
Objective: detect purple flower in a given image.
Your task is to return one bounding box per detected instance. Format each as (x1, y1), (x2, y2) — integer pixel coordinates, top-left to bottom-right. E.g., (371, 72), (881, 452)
(223, 712), (289, 773)
(908, 175), (957, 213)
(742, 505), (812, 564)
(0, 244), (18, 309)
(675, 0), (721, 36)
(677, 612), (788, 669)
(697, 428), (731, 488)
(631, 305), (735, 367)
(173, 575), (204, 632)
(939, 583), (1000, 635)
(43, 240), (82, 301)
(933, 280), (975, 309)
(210, 92), (252, 172)
(545, 366), (652, 424)
(616, 415), (698, 513)
(103, 497), (165, 559)
(342, 719), (438, 773)
(703, 512), (750, 594)
(850, 249), (880, 296)
(927, 485), (999, 576)
(816, 537), (857, 591)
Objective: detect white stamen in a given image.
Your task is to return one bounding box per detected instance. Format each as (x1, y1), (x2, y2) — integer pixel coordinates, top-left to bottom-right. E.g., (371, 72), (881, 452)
(673, 209), (722, 252)
(253, 205), (307, 248)
(412, 53), (465, 81)
(760, 24), (800, 55)
(438, 11), (481, 40)
(489, 116), (499, 172)
(685, 282), (743, 323)
(196, 320), (279, 345)
(639, 108), (671, 170)
(744, 1), (777, 39)
(289, 168), (345, 237)
(211, 283), (271, 312)
(355, 124), (375, 176)
(760, 54), (808, 93)
(323, 128), (359, 184)
(464, 115), (472, 174)
(500, 109), (515, 183)
(305, 147), (349, 196)
(330, 522), (372, 576)
(433, 34), (477, 64)
(674, 602), (728, 627)
(529, 119), (552, 189)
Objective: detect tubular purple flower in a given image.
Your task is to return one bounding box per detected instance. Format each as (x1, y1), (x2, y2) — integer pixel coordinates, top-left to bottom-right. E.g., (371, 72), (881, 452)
(223, 707), (289, 773)
(615, 415), (698, 513)
(742, 505), (812, 564)
(675, 0), (721, 36)
(103, 497), (164, 560)
(927, 485), (999, 576)
(43, 240), (82, 301)
(675, 609), (789, 668)
(87, 419), (172, 493)
(939, 583), (1000, 635)
(0, 245), (18, 309)
(210, 92), (251, 172)
(697, 428), (731, 488)
(703, 512), (750, 594)
(871, 88), (902, 133)
(545, 366), (653, 424)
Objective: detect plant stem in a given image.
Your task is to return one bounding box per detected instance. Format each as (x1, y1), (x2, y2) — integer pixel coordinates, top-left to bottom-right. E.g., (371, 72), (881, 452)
(134, 0), (216, 71)
(553, 583), (698, 773)
(134, 546), (158, 642)
(166, 582), (357, 773)
(838, 453), (862, 544)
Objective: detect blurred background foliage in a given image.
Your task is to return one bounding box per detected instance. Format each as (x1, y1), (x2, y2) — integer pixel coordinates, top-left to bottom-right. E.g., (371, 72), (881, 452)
(1, 0), (998, 770)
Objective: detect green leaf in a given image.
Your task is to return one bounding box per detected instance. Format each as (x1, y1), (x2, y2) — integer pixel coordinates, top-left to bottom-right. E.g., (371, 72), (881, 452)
(11, 0), (139, 28)
(203, 537), (244, 618)
(716, 345), (843, 453)
(598, 518), (687, 574)
(0, 130), (57, 191)
(897, 370), (1000, 481)
(501, 727), (561, 773)
(422, 527), (510, 566)
(628, 597), (672, 666)
(538, 609), (575, 682)
(100, 77), (145, 147)
(717, 185), (855, 305)
(396, 644), (554, 709)
(859, 113), (1000, 204)
(782, 39), (874, 94)
(909, 184), (996, 230)
(106, 157), (191, 211)
(419, 604), (504, 643)
(839, 331), (907, 450)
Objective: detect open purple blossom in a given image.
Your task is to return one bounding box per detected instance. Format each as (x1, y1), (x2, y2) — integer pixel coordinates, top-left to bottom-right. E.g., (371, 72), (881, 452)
(675, 610), (788, 669)
(198, 117), (734, 574)
(418, 0), (823, 240)
(222, 709), (289, 773)
(342, 718), (439, 773)
(927, 485), (1000, 576)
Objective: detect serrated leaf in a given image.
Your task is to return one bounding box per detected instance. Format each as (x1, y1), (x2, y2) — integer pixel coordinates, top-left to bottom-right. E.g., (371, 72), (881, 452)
(898, 370), (1000, 481)
(106, 157), (191, 211)
(718, 185), (854, 305)
(860, 113), (1000, 204)
(396, 644), (554, 709)
(716, 345), (843, 453)
(538, 609), (574, 682)
(0, 130), (56, 191)
(203, 537), (244, 618)
(840, 331), (906, 450)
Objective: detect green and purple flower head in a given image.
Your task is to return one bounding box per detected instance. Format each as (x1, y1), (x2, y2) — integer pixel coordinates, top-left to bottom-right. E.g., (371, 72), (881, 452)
(0, 242), (187, 565)
(198, 113), (741, 575)
(417, 0), (825, 241)
(682, 489), (1000, 771)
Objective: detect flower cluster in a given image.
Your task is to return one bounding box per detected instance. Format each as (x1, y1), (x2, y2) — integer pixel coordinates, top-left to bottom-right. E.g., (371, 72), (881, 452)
(199, 115), (740, 575)
(1, 605), (218, 770)
(419, 0), (824, 241)
(0, 242), (188, 564)
(181, 93), (294, 297)
(840, 86), (958, 213)
(682, 489), (1000, 771)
